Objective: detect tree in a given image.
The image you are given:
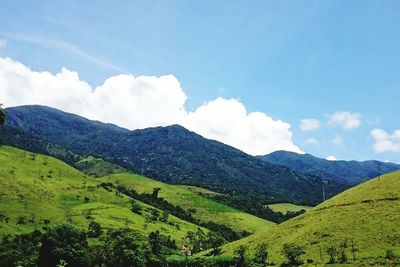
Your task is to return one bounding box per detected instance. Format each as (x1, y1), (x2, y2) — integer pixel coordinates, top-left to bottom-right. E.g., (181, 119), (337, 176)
(152, 187), (161, 199)
(87, 221), (102, 238)
(207, 232), (224, 256)
(0, 230), (42, 267)
(339, 241), (347, 263)
(148, 231), (161, 255)
(282, 243), (304, 266)
(38, 224), (90, 267)
(234, 245), (247, 267)
(161, 210), (169, 222)
(0, 104), (6, 125)
(350, 239), (357, 261)
(97, 228), (148, 267)
(131, 200), (142, 214)
(150, 209), (160, 221)
(254, 243), (268, 266)
(326, 246), (337, 264)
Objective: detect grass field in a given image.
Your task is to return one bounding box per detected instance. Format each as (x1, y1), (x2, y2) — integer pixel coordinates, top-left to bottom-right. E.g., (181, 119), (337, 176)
(220, 170), (400, 265)
(100, 173), (276, 234)
(265, 203), (311, 214)
(0, 146), (206, 241)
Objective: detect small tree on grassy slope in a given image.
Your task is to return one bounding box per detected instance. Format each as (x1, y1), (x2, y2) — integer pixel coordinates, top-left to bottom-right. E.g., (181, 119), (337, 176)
(282, 243), (304, 266)
(254, 243), (268, 266)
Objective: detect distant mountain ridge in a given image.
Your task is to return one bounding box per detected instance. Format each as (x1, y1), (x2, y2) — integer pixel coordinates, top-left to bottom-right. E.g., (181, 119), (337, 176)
(3, 105), (346, 205)
(258, 151), (399, 185)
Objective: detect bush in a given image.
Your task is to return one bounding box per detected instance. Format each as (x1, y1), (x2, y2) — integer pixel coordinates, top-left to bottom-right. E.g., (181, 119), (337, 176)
(166, 255), (235, 267)
(0, 230), (42, 267)
(234, 245), (247, 267)
(38, 224), (90, 267)
(254, 243), (268, 266)
(282, 243), (304, 266)
(385, 249), (396, 260)
(87, 221), (102, 238)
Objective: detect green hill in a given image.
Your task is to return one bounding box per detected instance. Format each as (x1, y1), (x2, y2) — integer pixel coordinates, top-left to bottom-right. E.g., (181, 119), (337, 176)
(100, 173), (275, 235)
(265, 203), (311, 214)
(0, 146), (205, 241)
(220, 170), (400, 265)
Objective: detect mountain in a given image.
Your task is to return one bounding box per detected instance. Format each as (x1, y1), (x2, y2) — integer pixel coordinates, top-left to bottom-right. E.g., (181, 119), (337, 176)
(220, 170), (400, 265)
(258, 150), (400, 185)
(3, 105), (347, 206)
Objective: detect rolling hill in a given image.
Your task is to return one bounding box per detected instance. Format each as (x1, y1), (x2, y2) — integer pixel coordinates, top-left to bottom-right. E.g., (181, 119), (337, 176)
(99, 173), (275, 235)
(0, 145), (276, 243)
(0, 145), (207, 241)
(220, 170), (400, 265)
(3, 105), (346, 205)
(259, 150), (400, 185)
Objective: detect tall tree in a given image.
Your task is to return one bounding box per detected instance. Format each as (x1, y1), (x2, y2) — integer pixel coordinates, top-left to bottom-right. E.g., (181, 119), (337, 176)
(0, 104), (6, 125)
(38, 224), (90, 267)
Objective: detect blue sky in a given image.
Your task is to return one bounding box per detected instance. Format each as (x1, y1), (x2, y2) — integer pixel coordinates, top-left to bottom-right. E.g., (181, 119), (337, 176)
(1, 0), (400, 162)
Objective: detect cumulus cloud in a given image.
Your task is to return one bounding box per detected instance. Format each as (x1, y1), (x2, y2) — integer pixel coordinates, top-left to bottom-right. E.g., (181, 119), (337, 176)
(182, 98), (303, 155)
(328, 111), (362, 130)
(0, 39), (7, 49)
(305, 138), (319, 146)
(326, 155), (337, 161)
(299, 118), (320, 132)
(0, 57), (302, 156)
(370, 128), (400, 153)
(331, 135), (343, 146)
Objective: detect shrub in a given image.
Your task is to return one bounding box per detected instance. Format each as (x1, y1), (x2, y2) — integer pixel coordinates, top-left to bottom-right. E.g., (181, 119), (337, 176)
(282, 243), (304, 266)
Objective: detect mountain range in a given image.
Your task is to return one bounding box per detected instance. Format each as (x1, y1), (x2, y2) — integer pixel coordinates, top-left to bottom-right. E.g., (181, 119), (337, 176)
(258, 151), (399, 185)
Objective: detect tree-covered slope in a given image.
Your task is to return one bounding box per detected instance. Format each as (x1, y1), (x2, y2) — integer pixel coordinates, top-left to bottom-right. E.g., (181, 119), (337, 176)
(4, 105), (346, 205)
(259, 150), (399, 185)
(220, 170), (400, 265)
(0, 146), (205, 241)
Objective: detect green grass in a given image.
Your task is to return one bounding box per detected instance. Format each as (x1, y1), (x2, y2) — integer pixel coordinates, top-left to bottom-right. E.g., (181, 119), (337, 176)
(0, 146), (205, 241)
(100, 173), (275, 234)
(75, 155), (126, 177)
(220, 170), (400, 265)
(266, 203), (311, 214)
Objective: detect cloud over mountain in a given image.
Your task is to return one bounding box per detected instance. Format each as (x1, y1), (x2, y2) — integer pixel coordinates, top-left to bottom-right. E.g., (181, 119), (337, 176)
(0, 57), (301, 155)
(371, 128), (400, 153)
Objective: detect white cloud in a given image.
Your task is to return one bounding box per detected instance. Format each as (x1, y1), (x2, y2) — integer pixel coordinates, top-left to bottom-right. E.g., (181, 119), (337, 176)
(328, 111), (362, 130)
(0, 57), (302, 156)
(305, 138), (319, 146)
(331, 135), (343, 146)
(370, 128), (400, 153)
(182, 98), (303, 155)
(0, 39), (7, 49)
(326, 155), (337, 161)
(299, 118), (320, 132)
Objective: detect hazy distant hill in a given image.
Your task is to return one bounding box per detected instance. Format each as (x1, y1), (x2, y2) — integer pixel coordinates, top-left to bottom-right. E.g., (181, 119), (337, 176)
(258, 151), (399, 185)
(4, 105), (346, 205)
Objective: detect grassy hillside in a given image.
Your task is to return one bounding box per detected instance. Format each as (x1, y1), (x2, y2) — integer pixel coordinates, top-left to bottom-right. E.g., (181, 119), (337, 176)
(0, 146), (205, 241)
(220, 171), (400, 265)
(266, 203), (311, 214)
(100, 173), (275, 234)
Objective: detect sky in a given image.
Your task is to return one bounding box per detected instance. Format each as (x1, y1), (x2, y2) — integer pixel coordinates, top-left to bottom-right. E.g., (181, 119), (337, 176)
(0, 0), (400, 162)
